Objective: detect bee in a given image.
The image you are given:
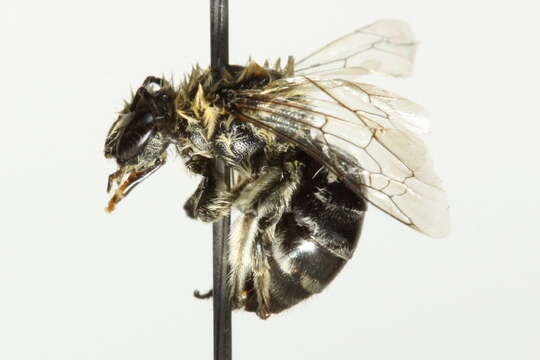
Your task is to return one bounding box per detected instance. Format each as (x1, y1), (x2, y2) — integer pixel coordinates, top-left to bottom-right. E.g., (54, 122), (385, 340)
(104, 19), (450, 319)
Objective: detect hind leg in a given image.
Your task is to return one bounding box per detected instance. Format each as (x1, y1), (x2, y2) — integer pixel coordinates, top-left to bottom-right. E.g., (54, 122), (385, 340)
(228, 162), (303, 317)
(251, 239), (272, 319)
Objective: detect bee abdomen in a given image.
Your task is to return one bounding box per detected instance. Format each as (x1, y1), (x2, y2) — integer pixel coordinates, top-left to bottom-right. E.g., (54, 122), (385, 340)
(245, 174), (366, 315)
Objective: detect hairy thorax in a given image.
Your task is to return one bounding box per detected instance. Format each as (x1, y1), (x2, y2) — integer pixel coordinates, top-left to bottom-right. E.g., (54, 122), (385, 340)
(174, 59), (297, 179)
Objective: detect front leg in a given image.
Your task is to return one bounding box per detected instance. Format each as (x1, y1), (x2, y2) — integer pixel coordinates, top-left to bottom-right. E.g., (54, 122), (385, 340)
(183, 168), (233, 223)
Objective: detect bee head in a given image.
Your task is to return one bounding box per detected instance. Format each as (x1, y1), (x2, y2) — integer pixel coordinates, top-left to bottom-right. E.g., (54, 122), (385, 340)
(104, 76), (176, 212)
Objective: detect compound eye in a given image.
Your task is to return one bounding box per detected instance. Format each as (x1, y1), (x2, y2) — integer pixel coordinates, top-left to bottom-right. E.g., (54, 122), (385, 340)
(115, 111), (156, 162)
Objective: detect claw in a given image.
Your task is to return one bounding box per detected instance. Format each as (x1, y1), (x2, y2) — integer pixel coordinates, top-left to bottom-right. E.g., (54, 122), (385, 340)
(193, 289), (213, 299)
(256, 307), (271, 320)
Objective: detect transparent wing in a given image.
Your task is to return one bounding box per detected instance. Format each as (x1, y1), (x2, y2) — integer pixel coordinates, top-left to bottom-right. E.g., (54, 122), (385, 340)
(295, 19), (416, 78)
(231, 77), (449, 238)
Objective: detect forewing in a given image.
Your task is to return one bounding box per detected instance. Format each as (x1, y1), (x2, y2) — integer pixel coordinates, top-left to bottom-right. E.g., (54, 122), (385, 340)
(231, 77), (449, 238)
(295, 19), (416, 78)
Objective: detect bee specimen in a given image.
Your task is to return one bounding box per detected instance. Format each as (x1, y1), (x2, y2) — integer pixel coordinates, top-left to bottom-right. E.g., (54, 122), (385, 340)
(104, 19), (450, 319)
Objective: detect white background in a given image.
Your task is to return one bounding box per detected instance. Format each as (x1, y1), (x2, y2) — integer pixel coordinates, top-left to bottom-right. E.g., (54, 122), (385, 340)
(2, 0), (539, 359)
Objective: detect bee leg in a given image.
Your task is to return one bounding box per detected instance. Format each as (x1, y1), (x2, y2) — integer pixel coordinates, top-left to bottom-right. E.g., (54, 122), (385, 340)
(228, 213), (258, 309)
(230, 162), (303, 318)
(193, 289), (213, 299)
(252, 240), (271, 319)
(234, 162), (302, 218)
(183, 171), (234, 223)
(227, 218), (272, 320)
